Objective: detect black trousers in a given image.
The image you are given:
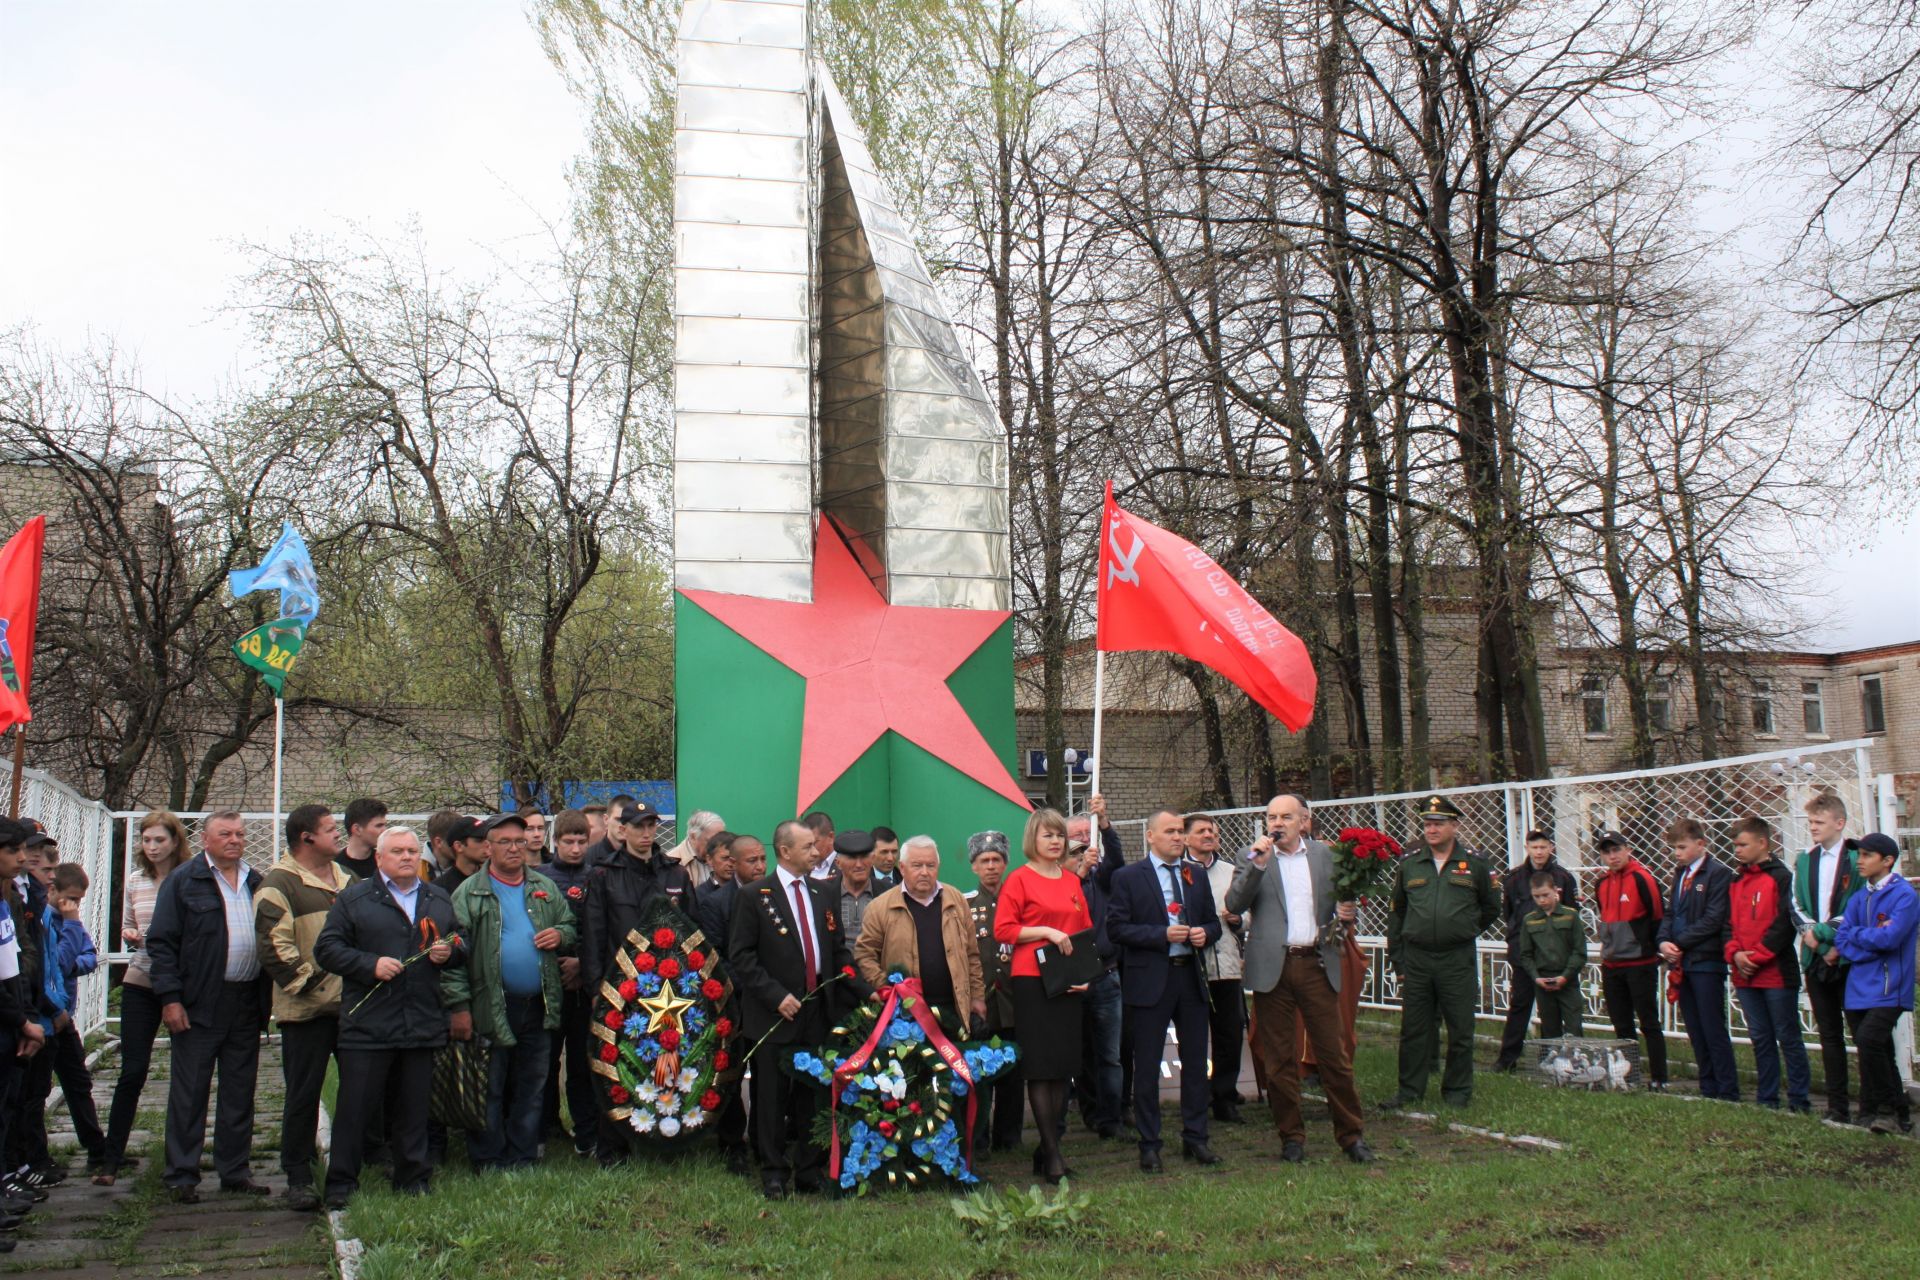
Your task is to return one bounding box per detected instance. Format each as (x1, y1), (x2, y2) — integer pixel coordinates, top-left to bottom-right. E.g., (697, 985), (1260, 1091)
(1600, 965), (1667, 1085)
(1496, 949), (1536, 1067)
(0, 1031), (19, 1173)
(1846, 1006), (1909, 1126)
(15, 1020), (105, 1168)
(327, 1046), (435, 1199)
(1130, 960), (1211, 1152)
(162, 981), (263, 1189)
(278, 1016), (338, 1187)
(750, 1042), (822, 1186)
(542, 988), (596, 1147)
(1206, 980), (1246, 1107)
(103, 982), (164, 1171)
(1806, 969), (1852, 1116)
(50, 1020), (106, 1160)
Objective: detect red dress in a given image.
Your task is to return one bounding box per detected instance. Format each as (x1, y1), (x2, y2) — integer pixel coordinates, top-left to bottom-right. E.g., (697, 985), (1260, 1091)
(993, 864), (1093, 975)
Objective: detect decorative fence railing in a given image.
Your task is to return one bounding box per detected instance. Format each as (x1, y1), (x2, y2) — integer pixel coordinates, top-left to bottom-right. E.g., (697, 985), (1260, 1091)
(1108, 740), (1915, 1077)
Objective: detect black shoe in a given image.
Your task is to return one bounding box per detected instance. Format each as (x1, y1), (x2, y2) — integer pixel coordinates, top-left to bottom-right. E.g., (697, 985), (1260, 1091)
(1279, 1141), (1305, 1164)
(1378, 1093), (1419, 1111)
(1492, 1059), (1518, 1074)
(0, 1237), (14, 1254)
(762, 1179), (790, 1201)
(1139, 1150), (1163, 1173)
(794, 1174), (830, 1196)
(221, 1179), (273, 1196)
(1096, 1124), (1121, 1140)
(1182, 1141), (1224, 1166)
(324, 1194), (351, 1212)
(1214, 1103), (1245, 1124)
(169, 1186), (201, 1205)
(285, 1185), (320, 1212)
(1441, 1093), (1471, 1109)
(1826, 1108), (1853, 1126)
(1344, 1140), (1377, 1164)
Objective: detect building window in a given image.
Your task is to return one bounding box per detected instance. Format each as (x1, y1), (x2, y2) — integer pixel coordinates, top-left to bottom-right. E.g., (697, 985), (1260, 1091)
(1751, 680), (1775, 736)
(1802, 680), (1825, 736)
(1581, 675), (1609, 735)
(1862, 674), (1887, 735)
(1648, 680), (1672, 733)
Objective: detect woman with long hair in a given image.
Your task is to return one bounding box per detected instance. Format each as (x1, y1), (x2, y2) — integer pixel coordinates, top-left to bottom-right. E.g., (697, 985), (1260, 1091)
(93, 810), (190, 1185)
(991, 808), (1092, 1184)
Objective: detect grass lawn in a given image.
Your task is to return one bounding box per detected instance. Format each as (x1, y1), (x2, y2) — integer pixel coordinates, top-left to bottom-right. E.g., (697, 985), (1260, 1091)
(341, 1021), (1913, 1280)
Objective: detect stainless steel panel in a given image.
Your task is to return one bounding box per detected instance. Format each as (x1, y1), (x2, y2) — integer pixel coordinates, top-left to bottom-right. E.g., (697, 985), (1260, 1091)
(677, 558), (814, 602)
(679, 221), (806, 274)
(886, 393), (1004, 441)
(676, 129), (808, 182)
(888, 435), (1009, 487)
(676, 509), (814, 564)
(673, 317), (810, 369)
(678, 40), (807, 92)
(675, 268), (809, 320)
(673, 412), (813, 465)
(886, 574), (1009, 612)
(675, 363), (811, 415)
(888, 480), (1010, 529)
(675, 459), (812, 511)
(677, 85), (808, 137)
(674, 175), (807, 227)
(679, 0), (809, 48)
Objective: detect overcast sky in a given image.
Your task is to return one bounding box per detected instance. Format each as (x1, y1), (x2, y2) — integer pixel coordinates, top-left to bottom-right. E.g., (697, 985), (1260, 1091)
(2, 2), (1914, 650)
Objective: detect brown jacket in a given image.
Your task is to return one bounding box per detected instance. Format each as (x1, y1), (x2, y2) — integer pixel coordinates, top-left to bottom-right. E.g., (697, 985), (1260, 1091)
(853, 884), (986, 1035)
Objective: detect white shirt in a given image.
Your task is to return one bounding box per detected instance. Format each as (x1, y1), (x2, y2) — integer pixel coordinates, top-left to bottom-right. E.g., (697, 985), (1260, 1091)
(776, 865), (823, 981)
(1811, 839), (1844, 919)
(1274, 842), (1319, 947)
(210, 858), (261, 982)
(383, 874), (420, 925)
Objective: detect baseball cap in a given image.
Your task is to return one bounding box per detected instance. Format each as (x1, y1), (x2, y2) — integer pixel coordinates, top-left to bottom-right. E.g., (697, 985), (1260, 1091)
(1595, 831), (1629, 850)
(482, 813), (528, 835)
(617, 801), (660, 825)
(447, 816), (487, 846)
(1857, 833), (1900, 860)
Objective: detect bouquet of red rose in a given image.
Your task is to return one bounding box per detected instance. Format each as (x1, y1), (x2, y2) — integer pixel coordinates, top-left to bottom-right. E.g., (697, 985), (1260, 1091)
(1328, 827), (1403, 905)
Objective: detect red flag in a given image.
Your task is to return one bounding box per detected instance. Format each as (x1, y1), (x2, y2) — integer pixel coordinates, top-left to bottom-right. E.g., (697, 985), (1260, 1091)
(0, 517), (46, 732)
(1096, 484), (1316, 730)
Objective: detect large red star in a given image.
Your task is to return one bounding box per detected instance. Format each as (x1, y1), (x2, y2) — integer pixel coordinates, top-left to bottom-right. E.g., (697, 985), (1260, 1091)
(680, 519), (1033, 814)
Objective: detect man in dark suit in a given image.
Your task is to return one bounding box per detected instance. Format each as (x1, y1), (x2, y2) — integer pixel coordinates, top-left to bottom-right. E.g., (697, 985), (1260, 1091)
(1228, 794), (1373, 1163)
(1656, 817), (1739, 1099)
(728, 820), (871, 1199)
(1108, 807), (1223, 1172)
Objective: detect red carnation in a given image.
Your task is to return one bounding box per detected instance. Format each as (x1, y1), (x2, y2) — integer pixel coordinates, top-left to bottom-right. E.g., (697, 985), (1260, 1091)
(908, 1102), (923, 1115)
(659, 958), (682, 980)
(715, 1018), (734, 1038)
(603, 1010), (623, 1029)
(713, 1050), (731, 1072)
(608, 1085), (630, 1104)
(660, 1028), (681, 1051)
(1167, 903), (1183, 918)
(841, 965), (856, 979)
(599, 1043), (619, 1063)
(702, 978), (725, 1000)
(687, 950), (706, 970)
(619, 979), (640, 1001)
(877, 1120), (896, 1137)
(700, 1089), (723, 1111)
(566, 885), (584, 900)
(634, 954), (657, 974)
(882, 1098), (899, 1112)
(653, 927), (677, 949)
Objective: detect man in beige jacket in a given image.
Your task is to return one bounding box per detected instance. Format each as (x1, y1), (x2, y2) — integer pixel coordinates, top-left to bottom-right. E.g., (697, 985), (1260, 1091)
(853, 836), (987, 1036)
(254, 803), (353, 1210)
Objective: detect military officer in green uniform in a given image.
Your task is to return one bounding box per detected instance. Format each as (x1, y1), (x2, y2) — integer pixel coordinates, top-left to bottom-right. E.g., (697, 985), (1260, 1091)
(964, 831), (1022, 1151)
(1383, 795), (1501, 1108)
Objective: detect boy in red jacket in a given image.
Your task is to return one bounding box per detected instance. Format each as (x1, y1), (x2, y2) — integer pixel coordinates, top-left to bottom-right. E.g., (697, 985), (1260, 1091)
(1594, 833), (1667, 1089)
(1726, 816), (1810, 1112)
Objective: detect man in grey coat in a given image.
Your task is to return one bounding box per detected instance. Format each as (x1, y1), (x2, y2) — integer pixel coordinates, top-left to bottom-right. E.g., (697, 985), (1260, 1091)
(1226, 794), (1374, 1164)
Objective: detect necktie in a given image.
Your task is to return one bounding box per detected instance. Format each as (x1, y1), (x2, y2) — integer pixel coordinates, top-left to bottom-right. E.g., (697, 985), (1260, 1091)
(1808, 846), (1822, 914)
(1164, 862), (1184, 906)
(792, 879), (818, 992)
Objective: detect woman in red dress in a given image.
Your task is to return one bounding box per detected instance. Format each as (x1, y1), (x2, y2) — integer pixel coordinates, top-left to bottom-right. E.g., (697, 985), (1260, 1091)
(993, 808), (1093, 1184)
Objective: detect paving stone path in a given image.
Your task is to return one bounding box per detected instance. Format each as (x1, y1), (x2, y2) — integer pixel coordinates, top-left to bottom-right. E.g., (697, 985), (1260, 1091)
(6, 1034), (332, 1278)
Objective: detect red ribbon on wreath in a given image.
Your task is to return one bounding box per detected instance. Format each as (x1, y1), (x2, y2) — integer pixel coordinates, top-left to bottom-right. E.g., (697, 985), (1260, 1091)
(826, 977), (977, 1181)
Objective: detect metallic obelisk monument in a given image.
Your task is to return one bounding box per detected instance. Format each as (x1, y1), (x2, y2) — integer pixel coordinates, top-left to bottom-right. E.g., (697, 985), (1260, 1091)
(671, 0), (1030, 871)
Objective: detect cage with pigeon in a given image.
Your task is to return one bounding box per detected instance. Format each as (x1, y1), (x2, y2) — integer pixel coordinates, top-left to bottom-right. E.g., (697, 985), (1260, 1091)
(1523, 1037), (1642, 1091)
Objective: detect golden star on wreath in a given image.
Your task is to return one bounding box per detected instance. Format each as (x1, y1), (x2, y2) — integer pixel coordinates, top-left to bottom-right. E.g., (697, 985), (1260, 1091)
(634, 980), (698, 1036)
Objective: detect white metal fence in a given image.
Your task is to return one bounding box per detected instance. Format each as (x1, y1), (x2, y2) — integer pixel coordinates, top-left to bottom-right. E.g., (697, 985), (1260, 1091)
(1110, 740), (1914, 1073)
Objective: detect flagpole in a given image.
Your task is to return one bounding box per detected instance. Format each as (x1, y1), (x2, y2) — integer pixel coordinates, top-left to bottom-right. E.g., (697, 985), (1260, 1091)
(271, 696), (285, 829)
(6, 726), (22, 819)
(1089, 650), (1106, 804)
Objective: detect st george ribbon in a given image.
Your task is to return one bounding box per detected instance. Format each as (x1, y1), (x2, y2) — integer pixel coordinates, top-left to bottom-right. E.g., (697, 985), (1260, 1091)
(670, 0), (1030, 870)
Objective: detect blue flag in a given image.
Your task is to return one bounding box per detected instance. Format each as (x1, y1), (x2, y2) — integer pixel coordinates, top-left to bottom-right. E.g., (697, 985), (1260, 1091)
(229, 521), (320, 624)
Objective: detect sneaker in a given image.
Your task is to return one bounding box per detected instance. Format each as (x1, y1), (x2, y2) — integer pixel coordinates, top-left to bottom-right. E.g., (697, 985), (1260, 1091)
(285, 1185), (321, 1212)
(21, 1167), (65, 1190)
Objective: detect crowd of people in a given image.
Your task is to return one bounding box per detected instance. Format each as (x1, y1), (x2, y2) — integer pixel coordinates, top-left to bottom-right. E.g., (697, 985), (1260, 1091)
(0, 786), (1910, 1242)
